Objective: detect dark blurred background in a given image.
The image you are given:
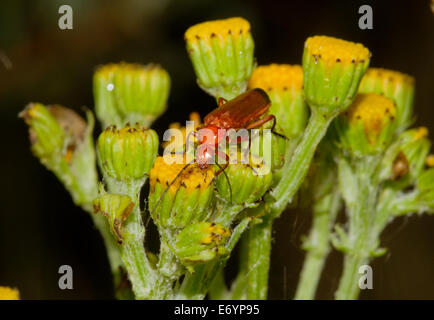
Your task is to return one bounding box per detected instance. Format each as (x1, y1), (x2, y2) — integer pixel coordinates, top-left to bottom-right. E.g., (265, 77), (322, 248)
(0, 0), (433, 299)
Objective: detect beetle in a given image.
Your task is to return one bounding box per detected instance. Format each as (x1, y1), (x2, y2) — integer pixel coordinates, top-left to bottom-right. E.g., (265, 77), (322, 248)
(150, 88), (280, 216)
(191, 88), (277, 170)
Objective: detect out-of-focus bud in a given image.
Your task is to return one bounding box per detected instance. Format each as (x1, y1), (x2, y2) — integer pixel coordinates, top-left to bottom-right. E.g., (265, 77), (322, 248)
(97, 124), (159, 182)
(20, 104), (99, 206)
(173, 222), (230, 271)
(148, 156), (215, 229)
(93, 63), (170, 128)
(216, 153), (273, 206)
(185, 17), (255, 100)
(359, 68), (415, 132)
(426, 154), (434, 167)
(303, 36), (370, 116)
(334, 93), (397, 156)
(0, 286), (20, 300)
(380, 127), (431, 184)
(19, 103), (65, 161)
(93, 193), (134, 243)
(415, 168), (434, 211)
(248, 64), (307, 138)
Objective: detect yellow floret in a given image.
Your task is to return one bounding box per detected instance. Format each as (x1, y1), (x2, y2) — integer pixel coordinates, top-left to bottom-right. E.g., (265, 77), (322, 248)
(185, 17), (250, 43)
(426, 155), (434, 167)
(95, 63), (165, 81)
(305, 36), (370, 65)
(345, 93), (396, 142)
(413, 127), (428, 141)
(248, 64), (303, 92)
(0, 286), (20, 300)
(361, 68), (414, 86)
(163, 112), (202, 148)
(150, 156), (215, 194)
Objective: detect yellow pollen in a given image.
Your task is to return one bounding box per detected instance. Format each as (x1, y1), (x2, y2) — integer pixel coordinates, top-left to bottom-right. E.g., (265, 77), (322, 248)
(0, 286), (20, 300)
(345, 93), (396, 142)
(361, 68), (414, 86)
(305, 36), (370, 65)
(150, 156), (215, 194)
(95, 63), (163, 78)
(248, 64), (303, 92)
(201, 236), (213, 244)
(185, 17), (250, 43)
(413, 127), (428, 141)
(26, 103), (44, 119)
(426, 155), (434, 167)
(164, 112), (203, 148)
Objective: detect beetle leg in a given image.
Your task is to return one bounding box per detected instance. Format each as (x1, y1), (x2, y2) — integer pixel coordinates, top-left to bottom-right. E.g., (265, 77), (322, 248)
(246, 114), (289, 140)
(216, 149), (230, 170)
(245, 114), (275, 129)
(185, 129), (198, 154)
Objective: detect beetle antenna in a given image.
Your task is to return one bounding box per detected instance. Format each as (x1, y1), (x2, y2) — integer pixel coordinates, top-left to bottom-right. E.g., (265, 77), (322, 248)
(272, 130), (289, 140)
(149, 159), (195, 219)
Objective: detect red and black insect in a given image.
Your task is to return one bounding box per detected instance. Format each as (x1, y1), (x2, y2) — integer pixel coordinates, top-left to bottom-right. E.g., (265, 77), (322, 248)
(150, 88), (280, 214)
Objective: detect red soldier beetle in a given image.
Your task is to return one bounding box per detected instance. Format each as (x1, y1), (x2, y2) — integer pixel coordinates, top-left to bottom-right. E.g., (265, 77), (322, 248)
(150, 88), (284, 216)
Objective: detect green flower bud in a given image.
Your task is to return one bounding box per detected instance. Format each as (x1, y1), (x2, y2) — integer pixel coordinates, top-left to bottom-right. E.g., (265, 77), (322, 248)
(249, 130), (286, 174)
(185, 17), (255, 100)
(303, 36), (370, 116)
(173, 222), (230, 271)
(216, 153), (273, 205)
(248, 64), (308, 138)
(380, 127), (431, 183)
(19, 103), (65, 161)
(148, 156), (215, 229)
(20, 104), (99, 207)
(333, 93), (397, 156)
(97, 124), (159, 182)
(93, 63), (170, 128)
(93, 193), (134, 243)
(359, 68), (415, 132)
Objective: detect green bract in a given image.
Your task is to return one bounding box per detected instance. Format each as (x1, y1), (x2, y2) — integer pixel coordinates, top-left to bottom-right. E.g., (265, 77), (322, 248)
(97, 124), (159, 182)
(359, 68), (415, 132)
(20, 103), (65, 161)
(303, 36), (370, 116)
(216, 154), (273, 206)
(93, 63), (170, 128)
(173, 222), (230, 271)
(185, 17), (255, 100)
(333, 93), (397, 156)
(148, 156), (215, 229)
(93, 193), (134, 243)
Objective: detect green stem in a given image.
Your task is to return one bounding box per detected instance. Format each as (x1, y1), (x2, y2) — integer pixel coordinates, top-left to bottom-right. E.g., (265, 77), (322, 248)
(108, 178), (157, 299)
(270, 110), (332, 216)
(335, 156), (380, 300)
(245, 215), (273, 300)
(51, 157), (129, 298)
(295, 189), (341, 300)
(335, 253), (369, 300)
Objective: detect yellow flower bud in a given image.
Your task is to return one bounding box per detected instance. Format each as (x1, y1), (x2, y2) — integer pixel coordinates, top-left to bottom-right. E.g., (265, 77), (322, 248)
(148, 156), (215, 229)
(0, 286), (20, 300)
(334, 93), (397, 155)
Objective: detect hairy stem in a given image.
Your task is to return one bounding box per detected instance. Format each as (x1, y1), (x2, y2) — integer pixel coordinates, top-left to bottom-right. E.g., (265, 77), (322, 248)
(270, 110), (333, 216)
(295, 189), (341, 300)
